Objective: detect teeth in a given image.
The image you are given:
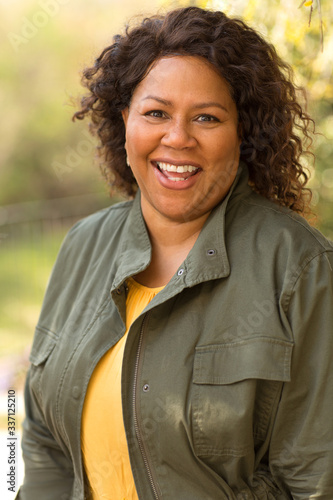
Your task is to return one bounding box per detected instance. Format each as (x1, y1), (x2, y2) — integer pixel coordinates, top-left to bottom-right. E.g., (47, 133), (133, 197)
(157, 162), (198, 173)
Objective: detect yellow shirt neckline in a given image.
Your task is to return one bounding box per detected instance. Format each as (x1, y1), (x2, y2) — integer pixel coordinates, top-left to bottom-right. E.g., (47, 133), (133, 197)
(126, 276), (165, 294)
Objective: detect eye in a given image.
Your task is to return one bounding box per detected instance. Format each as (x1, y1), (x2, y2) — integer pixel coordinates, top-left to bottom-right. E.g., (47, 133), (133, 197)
(144, 110), (165, 118)
(196, 114), (220, 123)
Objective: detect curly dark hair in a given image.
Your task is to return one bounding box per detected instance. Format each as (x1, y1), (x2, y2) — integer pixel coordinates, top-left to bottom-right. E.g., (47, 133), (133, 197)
(73, 6), (315, 214)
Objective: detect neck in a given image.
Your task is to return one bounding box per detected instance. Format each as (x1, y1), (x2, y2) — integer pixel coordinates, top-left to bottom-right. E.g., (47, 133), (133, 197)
(142, 201), (210, 251)
(134, 199), (211, 287)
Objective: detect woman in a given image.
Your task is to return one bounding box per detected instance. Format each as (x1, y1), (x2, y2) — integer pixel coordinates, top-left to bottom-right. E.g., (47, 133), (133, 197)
(18, 6), (333, 500)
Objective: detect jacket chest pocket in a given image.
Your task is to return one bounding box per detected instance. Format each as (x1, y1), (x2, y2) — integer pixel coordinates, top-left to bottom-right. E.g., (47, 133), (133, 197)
(192, 337), (293, 458)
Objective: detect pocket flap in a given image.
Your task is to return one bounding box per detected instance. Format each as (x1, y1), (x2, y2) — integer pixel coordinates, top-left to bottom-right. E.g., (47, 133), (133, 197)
(29, 325), (58, 366)
(194, 337), (293, 384)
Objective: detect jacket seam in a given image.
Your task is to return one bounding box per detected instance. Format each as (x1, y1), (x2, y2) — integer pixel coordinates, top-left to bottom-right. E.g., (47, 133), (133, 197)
(283, 250), (333, 317)
(34, 324), (59, 340)
(196, 338), (293, 350)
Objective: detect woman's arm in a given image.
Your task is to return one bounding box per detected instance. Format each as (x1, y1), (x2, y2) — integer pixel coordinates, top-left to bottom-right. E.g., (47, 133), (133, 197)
(16, 369), (75, 500)
(270, 251), (333, 498)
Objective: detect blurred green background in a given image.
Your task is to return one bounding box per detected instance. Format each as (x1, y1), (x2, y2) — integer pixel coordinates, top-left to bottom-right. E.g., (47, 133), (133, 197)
(0, 0), (332, 393)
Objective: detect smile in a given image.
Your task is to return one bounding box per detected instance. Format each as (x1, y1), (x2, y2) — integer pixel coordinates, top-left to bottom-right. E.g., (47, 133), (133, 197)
(155, 161), (200, 182)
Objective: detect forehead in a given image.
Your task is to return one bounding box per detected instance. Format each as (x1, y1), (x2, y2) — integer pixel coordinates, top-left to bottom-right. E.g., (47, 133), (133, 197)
(131, 55), (234, 104)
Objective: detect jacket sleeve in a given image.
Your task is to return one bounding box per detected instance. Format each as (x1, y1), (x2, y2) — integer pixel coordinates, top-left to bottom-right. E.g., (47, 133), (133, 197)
(16, 368), (75, 500)
(15, 225), (85, 500)
(269, 250), (333, 499)
(16, 212), (107, 500)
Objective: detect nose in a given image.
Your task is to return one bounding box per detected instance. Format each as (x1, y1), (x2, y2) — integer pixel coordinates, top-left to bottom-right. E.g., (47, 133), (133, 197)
(161, 119), (197, 149)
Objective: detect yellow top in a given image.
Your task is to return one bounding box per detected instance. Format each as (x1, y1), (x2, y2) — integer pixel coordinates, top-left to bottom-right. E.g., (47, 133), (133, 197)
(81, 277), (164, 500)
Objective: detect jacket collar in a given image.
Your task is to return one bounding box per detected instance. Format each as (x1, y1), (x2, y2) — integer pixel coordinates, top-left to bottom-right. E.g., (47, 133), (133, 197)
(112, 162), (251, 293)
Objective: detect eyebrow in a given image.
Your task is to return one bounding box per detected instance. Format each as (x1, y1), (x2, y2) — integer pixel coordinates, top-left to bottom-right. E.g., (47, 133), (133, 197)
(143, 95), (229, 113)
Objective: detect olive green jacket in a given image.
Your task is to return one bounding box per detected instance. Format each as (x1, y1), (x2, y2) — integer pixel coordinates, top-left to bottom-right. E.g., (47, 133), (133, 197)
(18, 165), (333, 499)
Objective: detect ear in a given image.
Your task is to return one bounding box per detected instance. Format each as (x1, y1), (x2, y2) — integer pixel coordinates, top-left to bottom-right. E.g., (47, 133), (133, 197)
(121, 107), (129, 128)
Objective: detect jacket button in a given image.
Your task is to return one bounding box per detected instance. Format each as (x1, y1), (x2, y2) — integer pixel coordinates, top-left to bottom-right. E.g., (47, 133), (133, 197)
(143, 384), (150, 392)
(207, 249), (216, 256)
(72, 386), (80, 399)
(177, 268), (184, 276)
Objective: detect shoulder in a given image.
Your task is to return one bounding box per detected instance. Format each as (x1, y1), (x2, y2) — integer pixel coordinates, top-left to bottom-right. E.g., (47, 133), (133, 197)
(54, 199), (135, 262)
(66, 199), (133, 245)
(224, 188), (333, 299)
(221, 191), (333, 337)
(47, 199), (134, 284)
(227, 189), (333, 258)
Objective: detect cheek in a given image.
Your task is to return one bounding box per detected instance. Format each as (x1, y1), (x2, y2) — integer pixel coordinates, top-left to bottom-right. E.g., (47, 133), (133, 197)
(126, 127), (137, 150)
(207, 145), (239, 172)
(205, 128), (240, 156)
(126, 125), (150, 158)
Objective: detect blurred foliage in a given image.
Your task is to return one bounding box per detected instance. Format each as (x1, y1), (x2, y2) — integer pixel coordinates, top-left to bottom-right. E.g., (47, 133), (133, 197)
(0, 224), (66, 356)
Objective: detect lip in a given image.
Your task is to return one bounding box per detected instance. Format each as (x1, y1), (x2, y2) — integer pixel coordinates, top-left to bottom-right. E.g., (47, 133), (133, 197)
(151, 160), (202, 191)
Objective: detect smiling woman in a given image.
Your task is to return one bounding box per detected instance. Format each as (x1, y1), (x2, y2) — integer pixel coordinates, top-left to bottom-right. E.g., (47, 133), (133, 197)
(17, 6), (333, 500)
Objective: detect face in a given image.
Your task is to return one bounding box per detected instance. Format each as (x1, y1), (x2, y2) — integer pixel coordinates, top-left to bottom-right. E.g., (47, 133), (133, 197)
(122, 55), (241, 225)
